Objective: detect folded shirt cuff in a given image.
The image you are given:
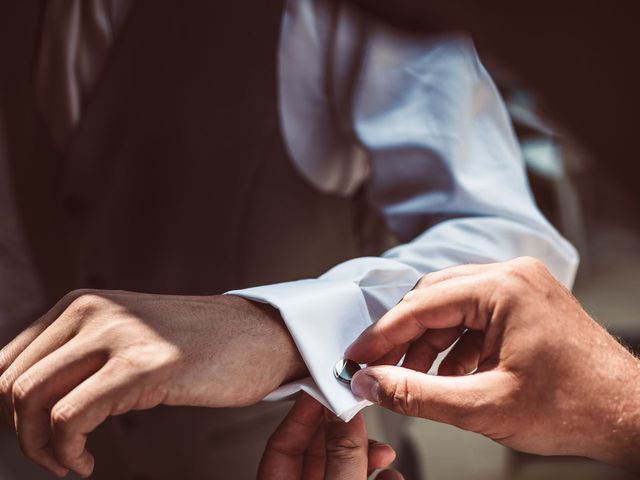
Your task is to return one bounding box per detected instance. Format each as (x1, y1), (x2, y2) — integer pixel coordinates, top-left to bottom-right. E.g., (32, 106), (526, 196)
(226, 279), (373, 421)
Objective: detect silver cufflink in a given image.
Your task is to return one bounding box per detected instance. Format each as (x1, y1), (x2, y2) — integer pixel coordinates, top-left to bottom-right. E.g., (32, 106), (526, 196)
(333, 359), (361, 385)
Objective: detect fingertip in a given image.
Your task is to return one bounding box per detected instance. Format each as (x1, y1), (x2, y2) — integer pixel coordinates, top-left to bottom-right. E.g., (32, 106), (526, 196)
(343, 343), (366, 365)
(84, 452), (95, 478)
(34, 449), (69, 478)
(351, 370), (381, 404)
(369, 440), (395, 454)
(72, 450), (95, 479)
(368, 441), (396, 469)
(37, 450), (69, 478)
(345, 326), (390, 365)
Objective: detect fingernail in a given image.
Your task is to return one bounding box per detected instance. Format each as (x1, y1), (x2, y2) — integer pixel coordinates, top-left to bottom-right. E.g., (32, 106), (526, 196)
(351, 372), (380, 403)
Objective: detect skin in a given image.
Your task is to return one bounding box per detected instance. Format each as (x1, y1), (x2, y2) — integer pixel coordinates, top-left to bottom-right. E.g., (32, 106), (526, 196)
(345, 257), (640, 473)
(0, 290), (306, 478)
(259, 392), (403, 480)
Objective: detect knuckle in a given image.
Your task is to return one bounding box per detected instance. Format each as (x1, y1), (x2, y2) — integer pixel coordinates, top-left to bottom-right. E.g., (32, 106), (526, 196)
(68, 293), (102, 315)
(65, 292), (117, 325)
(62, 289), (93, 308)
(414, 272), (435, 289)
(51, 402), (77, 435)
(508, 257), (547, 279)
(388, 377), (420, 417)
(498, 260), (533, 293)
(401, 289), (420, 305)
(504, 258), (564, 308)
(12, 375), (36, 407)
(398, 293), (423, 329)
(517, 256), (545, 270)
(325, 435), (364, 460)
(266, 436), (300, 457)
(66, 288), (93, 301)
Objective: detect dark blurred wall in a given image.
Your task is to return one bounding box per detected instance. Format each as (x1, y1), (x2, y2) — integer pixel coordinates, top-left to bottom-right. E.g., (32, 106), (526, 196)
(351, 0), (640, 216)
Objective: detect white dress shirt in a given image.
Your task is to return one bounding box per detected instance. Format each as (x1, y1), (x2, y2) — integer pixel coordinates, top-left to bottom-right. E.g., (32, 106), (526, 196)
(231, 0), (578, 421)
(0, 0), (578, 421)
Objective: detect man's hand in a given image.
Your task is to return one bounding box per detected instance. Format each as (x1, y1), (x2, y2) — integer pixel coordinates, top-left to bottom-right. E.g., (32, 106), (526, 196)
(0, 290), (306, 478)
(259, 393), (402, 480)
(346, 257), (640, 472)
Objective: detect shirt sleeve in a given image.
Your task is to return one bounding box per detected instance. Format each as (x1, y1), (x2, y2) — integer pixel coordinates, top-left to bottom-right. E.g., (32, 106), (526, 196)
(229, 20), (578, 421)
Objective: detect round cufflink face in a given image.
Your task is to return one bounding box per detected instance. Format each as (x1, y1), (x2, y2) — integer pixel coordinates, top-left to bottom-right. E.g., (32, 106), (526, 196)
(333, 359), (361, 385)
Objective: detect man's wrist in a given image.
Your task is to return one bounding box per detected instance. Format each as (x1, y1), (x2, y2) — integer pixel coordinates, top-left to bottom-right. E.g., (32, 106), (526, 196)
(224, 295), (308, 386)
(252, 299), (308, 383)
(596, 355), (640, 472)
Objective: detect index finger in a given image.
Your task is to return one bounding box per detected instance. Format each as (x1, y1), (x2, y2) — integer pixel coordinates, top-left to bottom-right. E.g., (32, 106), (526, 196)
(0, 290), (85, 375)
(346, 275), (494, 364)
(0, 292), (82, 425)
(258, 393), (324, 479)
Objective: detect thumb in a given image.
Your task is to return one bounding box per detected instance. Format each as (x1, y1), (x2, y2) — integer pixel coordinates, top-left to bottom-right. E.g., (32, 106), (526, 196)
(351, 366), (508, 429)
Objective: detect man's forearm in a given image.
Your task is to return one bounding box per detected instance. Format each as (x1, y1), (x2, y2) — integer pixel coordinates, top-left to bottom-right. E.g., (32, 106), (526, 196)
(0, 290), (310, 477)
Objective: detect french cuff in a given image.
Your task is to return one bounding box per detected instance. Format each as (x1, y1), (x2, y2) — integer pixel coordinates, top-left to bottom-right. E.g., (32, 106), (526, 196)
(226, 279), (373, 421)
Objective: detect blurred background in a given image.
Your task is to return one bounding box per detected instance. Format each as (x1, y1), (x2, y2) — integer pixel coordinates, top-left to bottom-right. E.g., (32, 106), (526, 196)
(360, 1), (640, 478)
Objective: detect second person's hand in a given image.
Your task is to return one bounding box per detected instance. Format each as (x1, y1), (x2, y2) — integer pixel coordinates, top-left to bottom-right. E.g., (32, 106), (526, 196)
(259, 392), (403, 480)
(346, 257), (640, 471)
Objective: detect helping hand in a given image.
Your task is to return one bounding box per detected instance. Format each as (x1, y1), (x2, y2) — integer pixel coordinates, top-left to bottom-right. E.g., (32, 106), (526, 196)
(346, 257), (640, 471)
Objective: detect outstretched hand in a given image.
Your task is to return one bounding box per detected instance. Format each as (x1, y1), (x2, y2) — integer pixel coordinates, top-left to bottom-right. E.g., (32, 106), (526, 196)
(346, 257), (640, 471)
